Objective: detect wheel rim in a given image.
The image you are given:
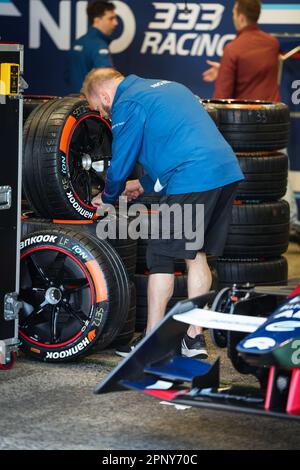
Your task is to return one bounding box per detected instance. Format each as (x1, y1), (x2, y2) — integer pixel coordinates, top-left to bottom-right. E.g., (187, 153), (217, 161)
(0, 352), (17, 370)
(66, 114), (112, 210)
(210, 288), (232, 348)
(19, 247), (95, 347)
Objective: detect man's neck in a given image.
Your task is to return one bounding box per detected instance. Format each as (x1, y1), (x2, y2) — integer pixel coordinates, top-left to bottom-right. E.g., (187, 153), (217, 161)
(92, 24), (106, 36)
(111, 77), (125, 106)
(238, 21), (258, 32)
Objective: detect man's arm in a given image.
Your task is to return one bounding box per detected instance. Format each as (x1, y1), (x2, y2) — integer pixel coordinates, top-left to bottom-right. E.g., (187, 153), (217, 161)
(102, 102), (147, 204)
(213, 46), (236, 99)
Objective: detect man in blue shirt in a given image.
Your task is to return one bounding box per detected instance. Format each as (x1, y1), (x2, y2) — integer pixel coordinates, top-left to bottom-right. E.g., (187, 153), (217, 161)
(82, 68), (244, 358)
(67, 1), (117, 93)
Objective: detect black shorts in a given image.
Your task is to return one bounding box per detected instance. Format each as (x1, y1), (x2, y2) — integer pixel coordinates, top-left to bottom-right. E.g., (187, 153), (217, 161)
(146, 182), (238, 274)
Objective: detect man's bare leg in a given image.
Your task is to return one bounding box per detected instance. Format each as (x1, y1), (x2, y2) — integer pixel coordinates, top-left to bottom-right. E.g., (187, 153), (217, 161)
(146, 273), (174, 333)
(186, 252), (212, 338)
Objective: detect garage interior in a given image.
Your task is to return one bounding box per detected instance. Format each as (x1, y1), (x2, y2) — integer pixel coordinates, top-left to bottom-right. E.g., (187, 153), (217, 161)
(1, 1), (300, 452)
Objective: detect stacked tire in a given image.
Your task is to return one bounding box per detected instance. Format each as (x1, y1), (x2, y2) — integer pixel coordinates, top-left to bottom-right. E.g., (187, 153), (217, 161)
(23, 96), (112, 220)
(200, 100), (290, 372)
(21, 97), (137, 361)
(22, 95), (61, 210)
(202, 100), (290, 288)
(19, 227), (131, 361)
(23, 95), (61, 124)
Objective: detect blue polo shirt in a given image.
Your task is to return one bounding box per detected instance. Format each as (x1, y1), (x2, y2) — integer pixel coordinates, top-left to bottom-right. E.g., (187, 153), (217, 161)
(102, 75), (244, 204)
(67, 27), (113, 93)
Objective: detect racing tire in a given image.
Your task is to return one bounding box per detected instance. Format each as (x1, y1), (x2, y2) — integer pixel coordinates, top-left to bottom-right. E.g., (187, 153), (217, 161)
(236, 152), (288, 200)
(226, 291), (281, 379)
(195, 96), (219, 126)
(227, 329), (258, 375)
(209, 287), (232, 348)
(22, 96), (58, 208)
(23, 95), (60, 124)
(202, 100), (290, 152)
(203, 104), (219, 127)
(216, 257), (288, 287)
(224, 200), (290, 257)
(21, 215), (137, 282)
(19, 228), (130, 362)
(23, 97), (112, 220)
(110, 283), (136, 347)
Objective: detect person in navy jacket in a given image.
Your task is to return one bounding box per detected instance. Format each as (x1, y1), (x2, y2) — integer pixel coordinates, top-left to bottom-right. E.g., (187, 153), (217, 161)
(82, 68), (244, 358)
(66, 1), (117, 93)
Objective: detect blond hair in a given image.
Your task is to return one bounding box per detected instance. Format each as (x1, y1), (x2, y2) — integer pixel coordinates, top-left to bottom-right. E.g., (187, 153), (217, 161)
(81, 68), (124, 98)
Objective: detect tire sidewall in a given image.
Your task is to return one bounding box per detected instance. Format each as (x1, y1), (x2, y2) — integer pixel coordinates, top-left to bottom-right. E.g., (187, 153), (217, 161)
(19, 230), (109, 362)
(58, 101), (111, 220)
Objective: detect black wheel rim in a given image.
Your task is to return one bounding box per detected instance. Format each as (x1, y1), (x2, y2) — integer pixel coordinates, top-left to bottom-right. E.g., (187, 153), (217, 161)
(67, 114), (112, 208)
(19, 247), (95, 347)
(212, 292), (234, 348)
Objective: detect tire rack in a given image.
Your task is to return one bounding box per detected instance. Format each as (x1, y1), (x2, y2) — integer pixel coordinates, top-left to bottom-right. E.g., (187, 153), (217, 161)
(0, 44), (23, 365)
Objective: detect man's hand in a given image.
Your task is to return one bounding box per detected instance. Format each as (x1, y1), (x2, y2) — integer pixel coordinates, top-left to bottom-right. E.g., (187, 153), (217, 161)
(202, 60), (220, 82)
(123, 180), (144, 202)
(92, 193), (104, 208)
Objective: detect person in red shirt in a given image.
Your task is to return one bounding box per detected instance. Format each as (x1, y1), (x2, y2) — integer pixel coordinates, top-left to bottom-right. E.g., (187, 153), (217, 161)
(203, 0), (300, 237)
(203, 0), (280, 101)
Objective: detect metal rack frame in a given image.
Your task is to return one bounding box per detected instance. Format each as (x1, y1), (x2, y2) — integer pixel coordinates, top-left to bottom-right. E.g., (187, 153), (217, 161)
(0, 43), (23, 365)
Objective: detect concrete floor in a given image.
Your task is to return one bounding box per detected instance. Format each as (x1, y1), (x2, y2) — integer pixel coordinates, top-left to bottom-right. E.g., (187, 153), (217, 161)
(0, 243), (299, 450)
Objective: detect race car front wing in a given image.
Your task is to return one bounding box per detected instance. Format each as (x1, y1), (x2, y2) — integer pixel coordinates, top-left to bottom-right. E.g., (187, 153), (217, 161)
(95, 291), (300, 421)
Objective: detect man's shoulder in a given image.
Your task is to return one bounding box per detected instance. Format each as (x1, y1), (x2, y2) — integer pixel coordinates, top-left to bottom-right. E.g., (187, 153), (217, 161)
(73, 29), (108, 49)
(224, 27), (279, 55)
(114, 97), (144, 112)
(238, 27), (279, 48)
(73, 30), (90, 45)
(257, 29), (280, 47)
